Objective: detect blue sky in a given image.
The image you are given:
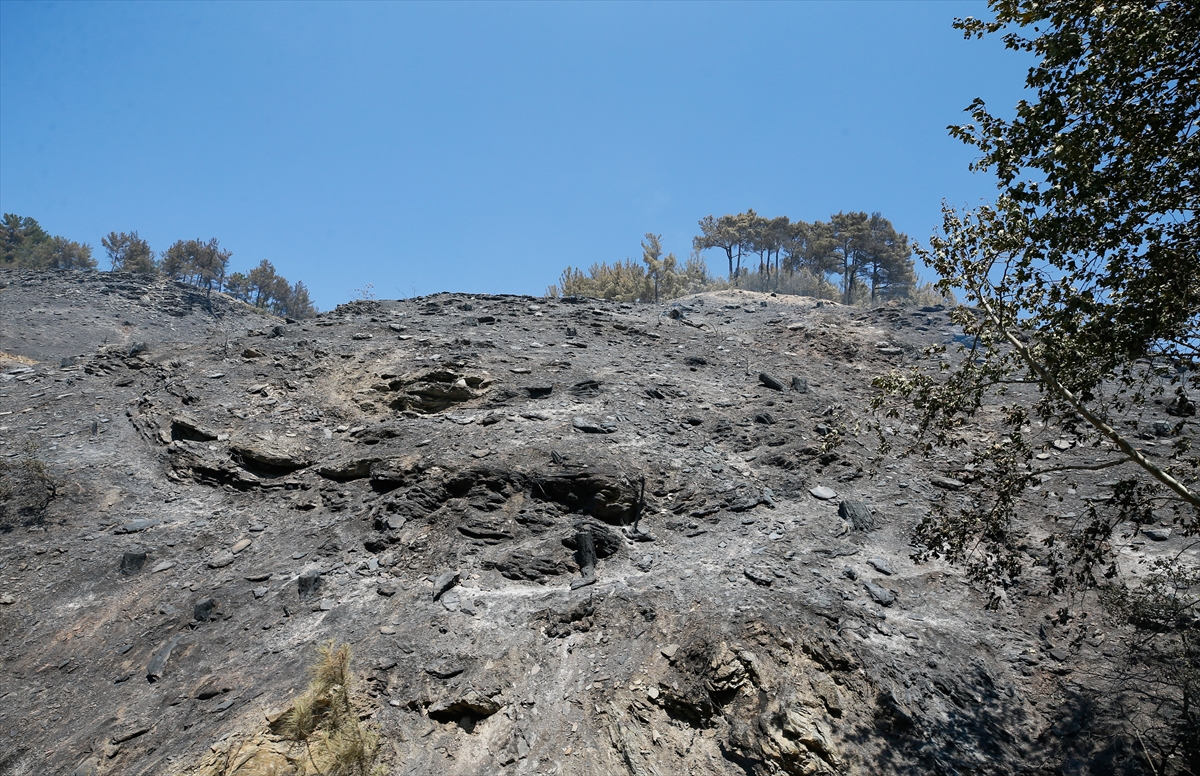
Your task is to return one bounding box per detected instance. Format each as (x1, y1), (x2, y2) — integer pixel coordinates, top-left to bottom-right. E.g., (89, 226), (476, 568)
(0, 1), (1027, 310)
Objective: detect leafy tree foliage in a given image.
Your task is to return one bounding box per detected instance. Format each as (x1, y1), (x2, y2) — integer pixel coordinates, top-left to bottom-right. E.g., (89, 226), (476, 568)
(4, 214), (316, 317)
(560, 211), (914, 305)
(224, 259), (316, 318)
(873, 1), (1198, 767)
(1, 214), (49, 266)
(1, 214), (95, 270)
(694, 209), (914, 302)
(102, 231), (156, 273)
(160, 238), (231, 295)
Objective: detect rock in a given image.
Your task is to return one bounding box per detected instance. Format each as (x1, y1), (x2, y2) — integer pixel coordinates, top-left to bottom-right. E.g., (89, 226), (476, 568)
(525, 385), (554, 399)
(1166, 396), (1196, 417)
(930, 476), (965, 491)
(1144, 527), (1171, 541)
(146, 634), (182, 682)
(433, 570), (460, 601)
(867, 557), (895, 576)
(570, 379), (603, 397)
(809, 485), (837, 501)
(114, 518), (160, 534)
(531, 470), (641, 524)
(242, 347), (267, 358)
(572, 416), (617, 434)
(427, 690), (501, 723)
(0, 594), (15, 605)
(842, 566), (858, 581)
(231, 538), (252, 554)
(562, 521), (622, 559)
(876, 347), (903, 356)
(207, 550), (236, 569)
(758, 372), (786, 391)
(791, 376), (808, 393)
(864, 581), (895, 606)
(170, 414), (218, 442)
(119, 550), (147, 575)
(253, 587), (268, 599)
(425, 663), (466, 679)
(71, 761), (100, 776)
(838, 501), (875, 531)
(194, 598), (216, 622)
(377, 583), (397, 597)
(1152, 420), (1174, 437)
(661, 643), (680, 659)
(230, 439), (312, 473)
(744, 566), (774, 586)
(297, 570), (322, 601)
(317, 457), (381, 481)
(754, 412), (776, 425)
(151, 560), (176, 573)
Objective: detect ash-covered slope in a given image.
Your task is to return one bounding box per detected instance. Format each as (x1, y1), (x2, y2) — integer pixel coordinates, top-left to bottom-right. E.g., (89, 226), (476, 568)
(0, 269), (1143, 775)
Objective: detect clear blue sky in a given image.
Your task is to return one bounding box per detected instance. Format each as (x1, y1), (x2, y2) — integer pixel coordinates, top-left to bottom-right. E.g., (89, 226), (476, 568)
(0, 1), (1027, 310)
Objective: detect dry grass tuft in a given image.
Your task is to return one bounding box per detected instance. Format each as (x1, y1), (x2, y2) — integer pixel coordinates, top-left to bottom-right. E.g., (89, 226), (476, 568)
(0, 350), (38, 365)
(278, 641), (381, 776)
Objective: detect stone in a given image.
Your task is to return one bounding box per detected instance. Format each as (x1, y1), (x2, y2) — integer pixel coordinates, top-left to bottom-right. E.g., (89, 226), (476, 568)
(230, 538), (252, 554)
(151, 560), (176, 573)
(433, 570), (460, 601)
(838, 501), (875, 531)
(230, 439), (312, 473)
(744, 566), (774, 586)
(119, 550), (147, 575)
(207, 550), (236, 569)
(425, 663), (466, 679)
(427, 690), (501, 722)
(297, 570), (322, 601)
(758, 372), (786, 391)
(194, 598), (216, 622)
(930, 476), (965, 491)
(317, 457), (381, 481)
(114, 518), (160, 534)
(572, 416), (616, 434)
(867, 557), (895, 576)
(170, 415), (218, 442)
(661, 643), (679, 659)
(252, 587), (268, 599)
(809, 485), (837, 501)
(146, 634), (182, 682)
(864, 581), (895, 606)
(377, 583), (397, 597)
(1144, 527), (1171, 541)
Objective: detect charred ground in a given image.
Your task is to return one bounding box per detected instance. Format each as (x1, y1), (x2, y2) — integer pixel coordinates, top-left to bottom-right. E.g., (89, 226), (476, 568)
(0, 269), (1192, 775)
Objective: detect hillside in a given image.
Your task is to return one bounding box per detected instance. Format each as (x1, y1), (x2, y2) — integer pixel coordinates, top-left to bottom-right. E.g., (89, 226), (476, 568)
(0, 269), (1188, 776)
